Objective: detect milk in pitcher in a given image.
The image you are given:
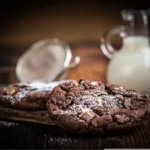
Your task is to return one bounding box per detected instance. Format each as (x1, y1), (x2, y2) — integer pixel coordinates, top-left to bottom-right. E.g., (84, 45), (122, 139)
(100, 10), (150, 92)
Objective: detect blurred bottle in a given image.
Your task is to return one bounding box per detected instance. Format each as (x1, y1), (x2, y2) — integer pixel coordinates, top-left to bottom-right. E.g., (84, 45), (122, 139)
(100, 10), (150, 93)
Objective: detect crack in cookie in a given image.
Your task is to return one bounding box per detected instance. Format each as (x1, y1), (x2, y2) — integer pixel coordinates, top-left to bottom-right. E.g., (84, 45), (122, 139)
(47, 79), (150, 134)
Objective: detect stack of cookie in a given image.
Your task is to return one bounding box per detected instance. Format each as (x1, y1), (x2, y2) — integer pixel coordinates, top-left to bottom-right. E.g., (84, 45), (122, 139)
(0, 79), (150, 135)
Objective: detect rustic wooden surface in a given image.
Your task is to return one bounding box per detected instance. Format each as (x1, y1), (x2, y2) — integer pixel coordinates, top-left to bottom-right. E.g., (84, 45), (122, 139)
(68, 42), (108, 82)
(0, 106), (54, 126)
(0, 43), (150, 149)
(1, 114), (150, 149)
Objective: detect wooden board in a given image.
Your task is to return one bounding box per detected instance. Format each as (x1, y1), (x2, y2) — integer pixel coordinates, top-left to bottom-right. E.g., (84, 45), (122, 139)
(0, 106), (54, 126)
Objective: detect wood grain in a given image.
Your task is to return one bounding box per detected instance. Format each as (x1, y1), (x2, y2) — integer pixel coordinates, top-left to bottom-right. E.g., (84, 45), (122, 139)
(68, 43), (108, 82)
(0, 106), (54, 126)
(0, 43), (150, 149)
(0, 117), (150, 149)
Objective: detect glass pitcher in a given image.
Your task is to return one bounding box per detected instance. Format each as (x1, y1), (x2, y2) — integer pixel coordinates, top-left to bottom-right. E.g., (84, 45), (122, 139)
(100, 10), (150, 93)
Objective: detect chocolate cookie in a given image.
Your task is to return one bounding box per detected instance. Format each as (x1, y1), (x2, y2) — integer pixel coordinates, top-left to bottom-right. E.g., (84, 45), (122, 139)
(0, 82), (53, 110)
(47, 79), (150, 134)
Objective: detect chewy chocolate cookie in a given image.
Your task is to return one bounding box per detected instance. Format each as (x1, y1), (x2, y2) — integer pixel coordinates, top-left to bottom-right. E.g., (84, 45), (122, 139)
(0, 82), (53, 110)
(47, 79), (150, 134)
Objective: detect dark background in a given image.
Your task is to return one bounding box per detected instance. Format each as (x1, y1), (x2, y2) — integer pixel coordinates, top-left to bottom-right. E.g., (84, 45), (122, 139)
(0, 0), (150, 46)
(0, 0), (150, 83)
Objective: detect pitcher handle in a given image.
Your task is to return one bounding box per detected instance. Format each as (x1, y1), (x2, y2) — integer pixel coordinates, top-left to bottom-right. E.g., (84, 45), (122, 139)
(100, 25), (126, 59)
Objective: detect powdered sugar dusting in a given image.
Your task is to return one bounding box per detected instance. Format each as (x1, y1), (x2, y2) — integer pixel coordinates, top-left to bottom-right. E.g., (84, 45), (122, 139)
(28, 80), (65, 91)
(60, 92), (118, 115)
(0, 121), (19, 127)
(2, 81), (65, 103)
